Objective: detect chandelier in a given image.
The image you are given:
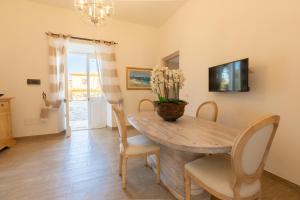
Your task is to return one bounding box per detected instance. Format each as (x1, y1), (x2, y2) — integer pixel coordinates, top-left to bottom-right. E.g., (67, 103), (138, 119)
(74, 0), (114, 25)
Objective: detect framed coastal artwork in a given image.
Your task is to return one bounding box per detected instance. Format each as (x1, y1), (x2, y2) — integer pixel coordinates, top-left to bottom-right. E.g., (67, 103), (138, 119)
(126, 67), (152, 90)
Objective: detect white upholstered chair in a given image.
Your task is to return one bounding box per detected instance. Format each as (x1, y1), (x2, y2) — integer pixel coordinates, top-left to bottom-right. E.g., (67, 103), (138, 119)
(138, 99), (155, 112)
(196, 101), (218, 122)
(112, 104), (160, 189)
(184, 115), (280, 200)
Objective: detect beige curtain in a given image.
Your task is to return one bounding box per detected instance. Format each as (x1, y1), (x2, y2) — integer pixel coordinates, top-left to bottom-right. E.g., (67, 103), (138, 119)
(94, 42), (123, 105)
(40, 35), (69, 119)
(48, 35), (70, 103)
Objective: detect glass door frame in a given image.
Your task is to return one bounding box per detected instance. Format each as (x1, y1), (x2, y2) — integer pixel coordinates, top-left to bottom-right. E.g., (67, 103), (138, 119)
(86, 54), (96, 129)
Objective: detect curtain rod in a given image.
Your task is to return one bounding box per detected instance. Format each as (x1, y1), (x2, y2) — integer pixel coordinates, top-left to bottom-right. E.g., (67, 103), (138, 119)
(45, 32), (118, 45)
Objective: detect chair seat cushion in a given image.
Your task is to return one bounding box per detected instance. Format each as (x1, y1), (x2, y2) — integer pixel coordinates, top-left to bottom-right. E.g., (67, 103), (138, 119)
(185, 155), (261, 198)
(125, 135), (160, 155)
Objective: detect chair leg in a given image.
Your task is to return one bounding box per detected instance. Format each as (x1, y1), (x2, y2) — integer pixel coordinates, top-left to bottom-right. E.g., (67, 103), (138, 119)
(144, 153), (148, 167)
(256, 195), (262, 200)
(185, 170), (191, 200)
(119, 153), (123, 176)
(155, 151), (160, 184)
(122, 156), (128, 189)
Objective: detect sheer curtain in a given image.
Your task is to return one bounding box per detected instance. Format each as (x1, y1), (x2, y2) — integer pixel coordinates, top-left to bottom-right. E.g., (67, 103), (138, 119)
(93, 42), (123, 105)
(48, 35), (70, 103)
(40, 35), (70, 121)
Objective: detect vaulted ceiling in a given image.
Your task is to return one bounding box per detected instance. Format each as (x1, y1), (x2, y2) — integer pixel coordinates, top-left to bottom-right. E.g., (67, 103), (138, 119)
(29, 0), (186, 27)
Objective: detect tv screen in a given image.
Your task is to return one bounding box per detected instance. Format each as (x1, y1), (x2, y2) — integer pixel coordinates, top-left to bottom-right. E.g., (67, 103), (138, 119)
(209, 58), (249, 92)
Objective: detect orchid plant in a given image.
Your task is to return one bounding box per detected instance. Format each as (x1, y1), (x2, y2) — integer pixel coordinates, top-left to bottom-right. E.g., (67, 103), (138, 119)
(151, 65), (186, 103)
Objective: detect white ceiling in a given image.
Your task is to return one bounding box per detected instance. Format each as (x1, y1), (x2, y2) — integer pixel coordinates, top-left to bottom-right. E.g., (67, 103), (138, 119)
(29, 0), (186, 27)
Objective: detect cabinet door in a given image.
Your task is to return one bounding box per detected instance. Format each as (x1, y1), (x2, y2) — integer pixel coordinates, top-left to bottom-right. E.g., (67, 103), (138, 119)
(0, 102), (9, 113)
(0, 113), (11, 139)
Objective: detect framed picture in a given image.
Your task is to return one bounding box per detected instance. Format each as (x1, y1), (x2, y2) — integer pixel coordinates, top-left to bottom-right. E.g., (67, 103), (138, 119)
(126, 67), (152, 90)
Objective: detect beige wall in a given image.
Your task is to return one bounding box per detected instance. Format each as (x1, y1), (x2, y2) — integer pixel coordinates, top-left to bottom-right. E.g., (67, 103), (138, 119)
(0, 0), (158, 137)
(159, 0), (300, 185)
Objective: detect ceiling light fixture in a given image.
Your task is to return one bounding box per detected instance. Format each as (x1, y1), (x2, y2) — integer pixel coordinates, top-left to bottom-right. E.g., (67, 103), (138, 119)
(74, 0), (114, 25)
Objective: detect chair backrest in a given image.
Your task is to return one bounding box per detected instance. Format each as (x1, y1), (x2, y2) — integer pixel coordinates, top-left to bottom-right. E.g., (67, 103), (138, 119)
(112, 104), (128, 149)
(138, 99), (155, 112)
(196, 101), (218, 122)
(231, 115), (280, 197)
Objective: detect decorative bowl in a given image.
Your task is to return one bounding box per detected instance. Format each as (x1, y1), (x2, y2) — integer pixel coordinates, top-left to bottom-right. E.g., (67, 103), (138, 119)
(155, 101), (188, 121)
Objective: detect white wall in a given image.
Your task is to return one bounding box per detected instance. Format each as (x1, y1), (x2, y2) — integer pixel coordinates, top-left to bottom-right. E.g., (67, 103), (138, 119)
(159, 0), (300, 185)
(0, 0), (158, 137)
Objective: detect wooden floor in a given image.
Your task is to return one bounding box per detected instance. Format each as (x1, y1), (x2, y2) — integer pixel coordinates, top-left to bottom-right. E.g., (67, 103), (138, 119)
(0, 128), (299, 200)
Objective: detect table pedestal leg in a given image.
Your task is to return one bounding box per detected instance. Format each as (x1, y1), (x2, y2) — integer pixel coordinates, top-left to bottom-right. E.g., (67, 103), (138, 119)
(148, 145), (211, 200)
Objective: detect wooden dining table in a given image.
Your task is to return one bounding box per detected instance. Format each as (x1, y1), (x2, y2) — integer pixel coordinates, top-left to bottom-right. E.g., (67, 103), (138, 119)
(127, 112), (241, 200)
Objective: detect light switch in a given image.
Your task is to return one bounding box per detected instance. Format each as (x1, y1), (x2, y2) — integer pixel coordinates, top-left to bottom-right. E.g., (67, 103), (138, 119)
(27, 79), (41, 85)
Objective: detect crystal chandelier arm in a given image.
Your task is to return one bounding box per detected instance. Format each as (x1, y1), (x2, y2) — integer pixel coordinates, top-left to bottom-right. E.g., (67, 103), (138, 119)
(74, 0), (114, 25)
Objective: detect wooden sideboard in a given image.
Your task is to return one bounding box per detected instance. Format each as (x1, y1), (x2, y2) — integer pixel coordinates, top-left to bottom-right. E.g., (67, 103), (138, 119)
(0, 97), (16, 150)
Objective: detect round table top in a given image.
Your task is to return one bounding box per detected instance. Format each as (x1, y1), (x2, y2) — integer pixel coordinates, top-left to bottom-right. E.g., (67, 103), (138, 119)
(127, 112), (241, 154)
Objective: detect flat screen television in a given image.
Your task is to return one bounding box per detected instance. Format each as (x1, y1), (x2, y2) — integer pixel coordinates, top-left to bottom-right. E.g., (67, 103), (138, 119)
(209, 58), (249, 92)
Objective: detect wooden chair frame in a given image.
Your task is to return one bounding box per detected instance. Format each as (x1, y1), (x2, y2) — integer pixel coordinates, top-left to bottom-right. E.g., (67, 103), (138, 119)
(196, 101), (218, 122)
(112, 104), (160, 189)
(138, 99), (155, 112)
(185, 115), (280, 200)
